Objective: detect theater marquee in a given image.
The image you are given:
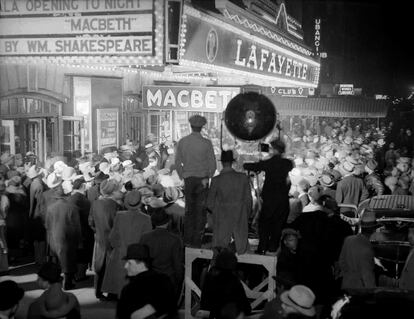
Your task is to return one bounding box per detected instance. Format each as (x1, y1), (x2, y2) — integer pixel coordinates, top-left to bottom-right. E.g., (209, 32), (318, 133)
(0, 0), (164, 65)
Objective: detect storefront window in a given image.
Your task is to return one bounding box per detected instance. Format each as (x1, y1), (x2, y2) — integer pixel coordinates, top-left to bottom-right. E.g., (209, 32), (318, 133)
(63, 120), (81, 161)
(0, 100), (9, 115)
(149, 111), (171, 143)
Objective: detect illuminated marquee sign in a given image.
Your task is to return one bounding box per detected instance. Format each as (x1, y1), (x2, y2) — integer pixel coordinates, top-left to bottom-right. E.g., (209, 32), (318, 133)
(0, 0), (164, 65)
(180, 9), (320, 87)
(338, 84), (354, 96)
(143, 86), (240, 112)
(265, 86), (311, 97)
(314, 18), (321, 55)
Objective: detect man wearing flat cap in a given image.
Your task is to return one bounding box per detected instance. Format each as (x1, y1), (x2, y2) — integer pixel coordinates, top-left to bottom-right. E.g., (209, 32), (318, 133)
(206, 150), (252, 254)
(117, 243), (177, 319)
(175, 115), (217, 247)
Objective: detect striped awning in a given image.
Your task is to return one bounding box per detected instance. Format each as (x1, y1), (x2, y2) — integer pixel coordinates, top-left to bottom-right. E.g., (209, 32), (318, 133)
(268, 96), (390, 118)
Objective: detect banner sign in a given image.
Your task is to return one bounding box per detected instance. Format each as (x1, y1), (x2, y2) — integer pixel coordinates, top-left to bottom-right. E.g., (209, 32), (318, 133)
(338, 84), (354, 96)
(97, 108), (118, 151)
(143, 86), (240, 112)
(265, 86), (311, 97)
(0, 0), (164, 65)
(180, 12), (320, 86)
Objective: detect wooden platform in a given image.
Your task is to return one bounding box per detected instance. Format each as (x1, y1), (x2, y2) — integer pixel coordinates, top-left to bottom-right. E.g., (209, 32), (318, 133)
(184, 247), (277, 319)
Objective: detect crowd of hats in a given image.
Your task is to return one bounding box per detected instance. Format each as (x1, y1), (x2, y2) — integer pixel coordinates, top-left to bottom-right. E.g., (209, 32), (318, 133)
(0, 143), (184, 211)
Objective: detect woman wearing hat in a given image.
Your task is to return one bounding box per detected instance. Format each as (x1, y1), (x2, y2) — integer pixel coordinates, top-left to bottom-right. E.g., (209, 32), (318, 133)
(102, 190), (152, 298)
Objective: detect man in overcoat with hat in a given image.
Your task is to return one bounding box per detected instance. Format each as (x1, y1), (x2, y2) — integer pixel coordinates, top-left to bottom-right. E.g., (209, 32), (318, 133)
(117, 243), (177, 319)
(45, 181), (82, 290)
(102, 190), (152, 297)
(206, 150), (252, 254)
(175, 115), (216, 247)
(335, 160), (369, 213)
(88, 178), (121, 300)
(243, 139), (293, 254)
(139, 207), (184, 301)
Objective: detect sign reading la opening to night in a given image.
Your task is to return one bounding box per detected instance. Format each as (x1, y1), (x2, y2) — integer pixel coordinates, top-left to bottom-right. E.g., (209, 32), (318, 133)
(0, 0), (164, 65)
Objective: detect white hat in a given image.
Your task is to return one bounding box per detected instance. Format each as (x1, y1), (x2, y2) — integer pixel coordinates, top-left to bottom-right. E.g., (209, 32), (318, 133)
(122, 160), (134, 167)
(53, 161), (67, 175)
(378, 138), (386, 146)
(78, 162), (92, 174)
(110, 157), (120, 166)
(46, 172), (62, 189)
(99, 162), (111, 175)
(62, 180), (73, 195)
(61, 166), (78, 181)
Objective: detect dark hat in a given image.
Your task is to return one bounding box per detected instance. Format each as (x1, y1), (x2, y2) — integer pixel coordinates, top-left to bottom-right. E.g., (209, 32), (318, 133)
(72, 176), (86, 190)
(151, 183), (165, 198)
(124, 190), (142, 210)
(270, 139), (286, 153)
(214, 249), (238, 271)
(360, 210), (378, 229)
(220, 150), (235, 162)
(0, 280), (24, 310)
(37, 262), (63, 283)
(123, 243), (151, 261)
(281, 228), (301, 239)
(94, 171), (109, 185)
(189, 115), (207, 128)
(100, 179), (119, 196)
(150, 207), (170, 226)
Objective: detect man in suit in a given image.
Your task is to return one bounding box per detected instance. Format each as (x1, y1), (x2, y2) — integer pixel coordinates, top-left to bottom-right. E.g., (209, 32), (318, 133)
(88, 179), (121, 300)
(139, 207), (184, 300)
(102, 190), (152, 297)
(243, 139), (294, 254)
(336, 160), (369, 213)
(206, 150), (252, 254)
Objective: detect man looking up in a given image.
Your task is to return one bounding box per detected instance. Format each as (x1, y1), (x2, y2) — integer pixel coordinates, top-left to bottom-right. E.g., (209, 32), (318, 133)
(175, 115), (217, 248)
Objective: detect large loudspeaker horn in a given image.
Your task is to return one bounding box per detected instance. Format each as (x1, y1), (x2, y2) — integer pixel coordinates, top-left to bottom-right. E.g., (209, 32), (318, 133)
(224, 92), (277, 141)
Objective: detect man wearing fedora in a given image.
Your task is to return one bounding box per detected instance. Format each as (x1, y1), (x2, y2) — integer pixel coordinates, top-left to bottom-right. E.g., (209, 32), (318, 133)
(175, 115), (217, 248)
(243, 139), (294, 254)
(27, 262), (80, 319)
(339, 210), (378, 290)
(117, 243), (176, 319)
(45, 180), (82, 290)
(88, 178), (122, 300)
(335, 160), (369, 214)
(0, 280), (24, 319)
(206, 150), (252, 254)
(102, 190), (152, 297)
(139, 207), (184, 301)
(364, 159), (384, 198)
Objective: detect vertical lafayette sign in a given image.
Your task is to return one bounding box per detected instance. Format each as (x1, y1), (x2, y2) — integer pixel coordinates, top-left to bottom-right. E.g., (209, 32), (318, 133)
(0, 0), (163, 65)
(180, 10), (320, 86)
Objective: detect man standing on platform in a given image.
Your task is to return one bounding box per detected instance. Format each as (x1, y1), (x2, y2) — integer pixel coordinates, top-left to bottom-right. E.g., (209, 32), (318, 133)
(243, 140), (293, 255)
(175, 115), (217, 248)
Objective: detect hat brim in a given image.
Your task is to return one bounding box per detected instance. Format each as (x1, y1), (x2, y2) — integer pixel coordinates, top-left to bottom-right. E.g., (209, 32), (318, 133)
(280, 291), (316, 317)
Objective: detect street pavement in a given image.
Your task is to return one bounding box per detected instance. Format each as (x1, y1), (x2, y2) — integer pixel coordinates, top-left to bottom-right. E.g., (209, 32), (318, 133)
(0, 262), (117, 319)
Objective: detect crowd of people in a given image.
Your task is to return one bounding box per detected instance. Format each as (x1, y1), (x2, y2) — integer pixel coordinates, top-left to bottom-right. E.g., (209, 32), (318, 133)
(1, 104), (414, 318)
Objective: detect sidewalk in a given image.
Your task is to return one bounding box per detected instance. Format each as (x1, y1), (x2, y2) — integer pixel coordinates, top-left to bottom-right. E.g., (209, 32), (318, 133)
(1, 262), (116, 319)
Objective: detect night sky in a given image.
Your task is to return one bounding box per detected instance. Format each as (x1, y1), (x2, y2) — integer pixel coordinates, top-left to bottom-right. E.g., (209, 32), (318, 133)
(331, 0), (414, 97)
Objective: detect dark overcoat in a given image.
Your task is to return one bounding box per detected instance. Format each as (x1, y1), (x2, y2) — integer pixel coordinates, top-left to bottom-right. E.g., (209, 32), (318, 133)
(68, 191), (93, 264)
(88, 197), (120, 273)
(102, 209), (152, 296)
(139, 227), (184, 295)
(45, 197), (82, 273)
(206, 167), (252, 254)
